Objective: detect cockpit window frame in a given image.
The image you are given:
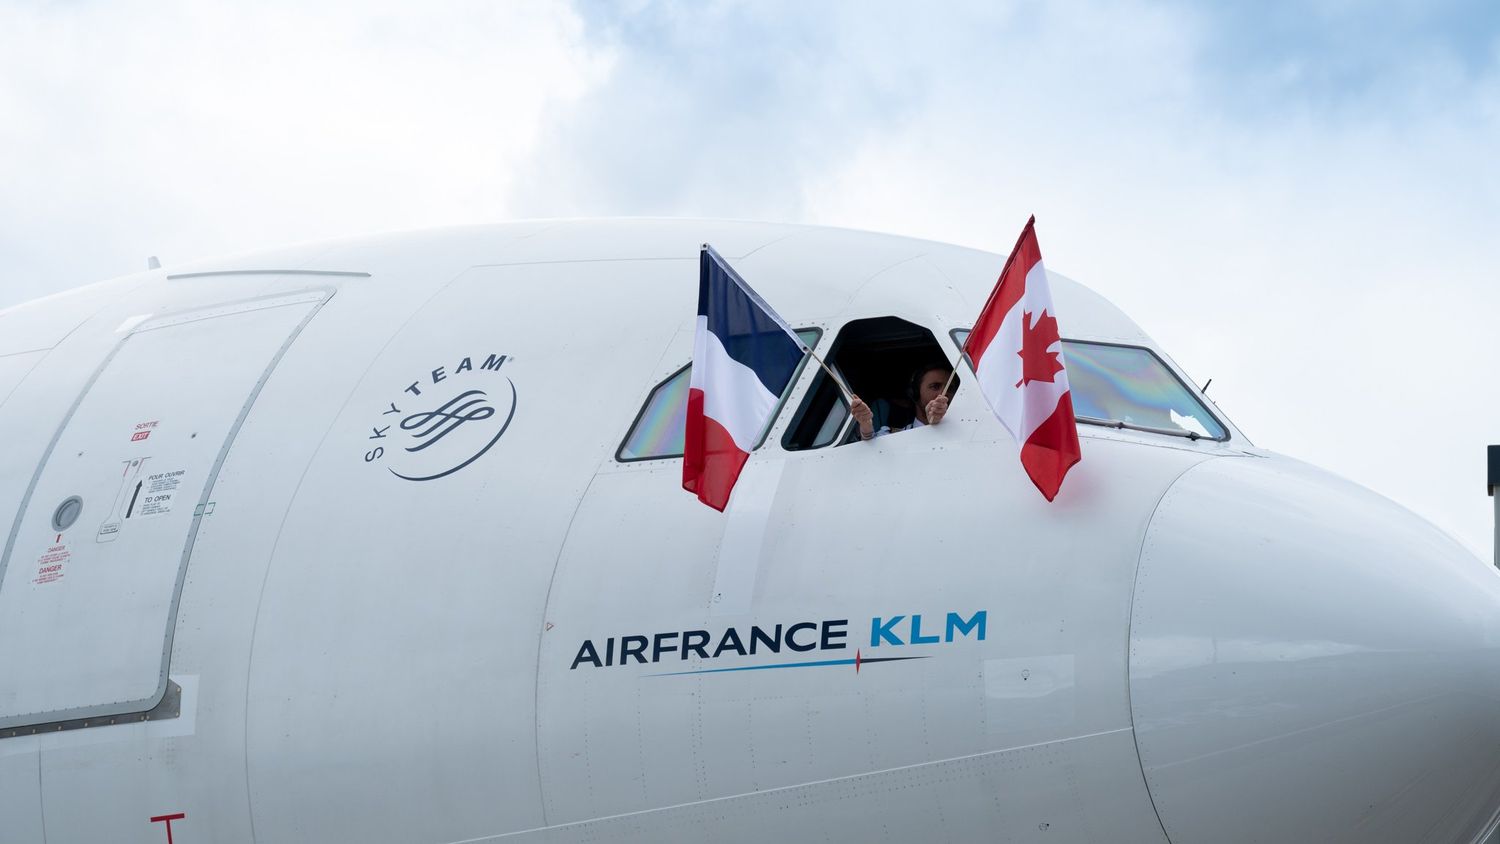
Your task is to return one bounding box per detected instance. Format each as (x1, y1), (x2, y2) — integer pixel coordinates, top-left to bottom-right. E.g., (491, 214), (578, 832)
(947, 329), (1232, 443)
(782, 316), (952, 452)
(614, 327), (823, 463)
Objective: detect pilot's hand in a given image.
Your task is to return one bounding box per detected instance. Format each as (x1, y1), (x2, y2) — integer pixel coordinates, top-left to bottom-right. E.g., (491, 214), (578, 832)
(926, 394), (949, 425)
(850, 395), (875, 439)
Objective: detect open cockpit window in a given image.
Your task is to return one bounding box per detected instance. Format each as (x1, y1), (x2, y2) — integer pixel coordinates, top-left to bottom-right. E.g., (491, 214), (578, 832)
(782, 317), (955, 450)
(617, 328), (821, 461)
(949, 330), (1228, 441)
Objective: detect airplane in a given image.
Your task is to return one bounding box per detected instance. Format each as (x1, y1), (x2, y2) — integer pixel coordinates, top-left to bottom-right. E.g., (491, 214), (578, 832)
(0, 218), (1497, 844)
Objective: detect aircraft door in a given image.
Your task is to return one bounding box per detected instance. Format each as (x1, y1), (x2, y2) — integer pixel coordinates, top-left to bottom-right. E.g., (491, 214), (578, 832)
(0, 291), (327, 732)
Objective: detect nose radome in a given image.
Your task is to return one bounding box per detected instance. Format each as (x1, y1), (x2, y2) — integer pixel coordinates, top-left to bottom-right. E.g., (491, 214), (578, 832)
(1129, 454), (1500, 844)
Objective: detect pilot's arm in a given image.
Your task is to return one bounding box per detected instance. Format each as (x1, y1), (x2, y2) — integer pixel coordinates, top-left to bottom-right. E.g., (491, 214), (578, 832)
(850, 395), (876, 441)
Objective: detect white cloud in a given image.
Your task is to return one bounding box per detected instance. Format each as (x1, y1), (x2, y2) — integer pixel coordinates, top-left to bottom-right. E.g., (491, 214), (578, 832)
(0, 0), (610, 304)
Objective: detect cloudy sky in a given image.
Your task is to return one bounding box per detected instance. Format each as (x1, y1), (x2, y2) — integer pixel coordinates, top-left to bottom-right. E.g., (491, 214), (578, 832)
(2, 0), (1497, 556)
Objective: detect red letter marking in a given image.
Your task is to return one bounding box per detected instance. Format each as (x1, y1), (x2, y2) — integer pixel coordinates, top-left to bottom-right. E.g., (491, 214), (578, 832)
(150, 813), (185, 843)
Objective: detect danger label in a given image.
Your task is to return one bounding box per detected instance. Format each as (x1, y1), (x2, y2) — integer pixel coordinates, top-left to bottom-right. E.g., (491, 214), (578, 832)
(33, 544), (69, 585)
(136, 470), (185, 518)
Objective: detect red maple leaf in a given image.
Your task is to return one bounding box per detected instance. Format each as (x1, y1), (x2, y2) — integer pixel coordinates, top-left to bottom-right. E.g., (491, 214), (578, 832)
(1016, 309), (1064, 387)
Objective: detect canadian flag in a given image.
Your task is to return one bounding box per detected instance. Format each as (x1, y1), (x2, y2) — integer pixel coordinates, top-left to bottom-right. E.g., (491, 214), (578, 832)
(964, 217), (1081, 501)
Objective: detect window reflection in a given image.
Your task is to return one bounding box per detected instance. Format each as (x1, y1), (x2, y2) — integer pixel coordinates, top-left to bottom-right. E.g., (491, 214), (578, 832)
(1062, 342), (1225, 439)
(949, 331), (1226, 441)
(618, 364), (691, 460)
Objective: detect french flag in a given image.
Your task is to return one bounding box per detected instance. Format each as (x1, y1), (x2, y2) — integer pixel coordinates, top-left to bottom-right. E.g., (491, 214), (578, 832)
(684, 245), (808, 511)
(965, 217), (1081, 501)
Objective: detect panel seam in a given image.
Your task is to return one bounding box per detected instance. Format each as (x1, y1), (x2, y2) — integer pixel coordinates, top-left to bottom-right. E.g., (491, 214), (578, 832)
(447, 726), (1138, 843)
(529, 470), (602, 829)
(1123, 454), (1230, 844)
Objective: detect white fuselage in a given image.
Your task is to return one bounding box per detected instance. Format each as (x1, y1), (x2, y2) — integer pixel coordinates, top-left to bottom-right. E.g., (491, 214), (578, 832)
(1, 220), (1497, 843)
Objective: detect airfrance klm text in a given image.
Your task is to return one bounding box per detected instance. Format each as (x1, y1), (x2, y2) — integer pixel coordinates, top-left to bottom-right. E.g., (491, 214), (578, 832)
(570, 610), (987, 675)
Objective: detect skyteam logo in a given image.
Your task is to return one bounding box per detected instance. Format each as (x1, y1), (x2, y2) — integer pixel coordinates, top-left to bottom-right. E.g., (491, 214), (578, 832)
(569, 610), (986, 676)
(362, 353), (517, 481)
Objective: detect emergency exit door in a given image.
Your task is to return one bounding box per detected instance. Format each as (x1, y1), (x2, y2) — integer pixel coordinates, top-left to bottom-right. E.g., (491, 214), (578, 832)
(0, 291), (327, 729)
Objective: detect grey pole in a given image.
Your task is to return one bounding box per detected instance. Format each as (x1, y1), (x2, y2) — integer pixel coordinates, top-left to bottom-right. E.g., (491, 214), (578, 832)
(1490, 446), (1499, 569)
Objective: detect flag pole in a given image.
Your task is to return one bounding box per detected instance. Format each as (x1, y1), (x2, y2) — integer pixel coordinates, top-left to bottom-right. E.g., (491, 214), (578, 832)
(939, 364), (959, 398)
(807, 349), (855, 404)
(937, 340), (971, 400)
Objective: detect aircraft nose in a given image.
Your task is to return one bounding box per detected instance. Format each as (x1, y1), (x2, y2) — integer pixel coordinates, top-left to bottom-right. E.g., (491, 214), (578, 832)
(1129, 454), (1500, 844)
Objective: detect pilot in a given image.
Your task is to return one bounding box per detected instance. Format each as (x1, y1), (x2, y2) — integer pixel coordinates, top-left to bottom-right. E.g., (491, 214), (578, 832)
(850, 362), (957, 441)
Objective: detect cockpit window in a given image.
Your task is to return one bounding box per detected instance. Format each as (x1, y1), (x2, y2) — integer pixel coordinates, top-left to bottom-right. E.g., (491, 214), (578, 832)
(618, 362), (692, 461)
(950, 331), (1228, 441)
(1063, 342), (1227, 439)
(617, 328), (821, 461)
